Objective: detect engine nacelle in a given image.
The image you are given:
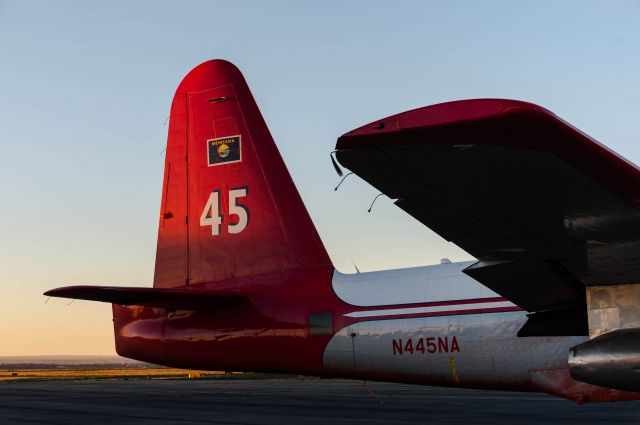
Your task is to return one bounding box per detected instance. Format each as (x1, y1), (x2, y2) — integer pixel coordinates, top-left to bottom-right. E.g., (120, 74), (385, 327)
(569, 328), (640, 392)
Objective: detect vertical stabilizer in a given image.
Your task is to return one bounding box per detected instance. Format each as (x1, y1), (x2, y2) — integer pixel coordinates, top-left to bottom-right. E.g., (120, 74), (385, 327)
(154, 60), (330, 288)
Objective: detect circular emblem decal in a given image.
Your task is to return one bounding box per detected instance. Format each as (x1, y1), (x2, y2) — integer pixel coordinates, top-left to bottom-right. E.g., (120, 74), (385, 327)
(217, 143), (230, 158)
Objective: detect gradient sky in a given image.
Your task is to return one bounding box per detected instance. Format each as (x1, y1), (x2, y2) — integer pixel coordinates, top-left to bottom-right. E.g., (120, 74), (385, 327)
(1, 1), (639, 355)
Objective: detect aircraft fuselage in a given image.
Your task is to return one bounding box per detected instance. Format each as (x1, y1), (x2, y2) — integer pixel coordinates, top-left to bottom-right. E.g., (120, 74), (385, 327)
(113, 262), (635, 402)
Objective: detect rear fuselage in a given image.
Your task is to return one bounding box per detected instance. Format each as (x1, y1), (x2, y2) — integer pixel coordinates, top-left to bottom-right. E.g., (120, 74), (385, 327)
(113, 261), (637, 402)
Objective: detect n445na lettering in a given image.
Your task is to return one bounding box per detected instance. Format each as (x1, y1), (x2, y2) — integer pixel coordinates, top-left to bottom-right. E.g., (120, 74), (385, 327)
(392, 336), (460, 355)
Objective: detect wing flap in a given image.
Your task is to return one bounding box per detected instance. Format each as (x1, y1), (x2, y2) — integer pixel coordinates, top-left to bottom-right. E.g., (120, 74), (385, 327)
(44, 286), (243, 310)
(463, 260), (584, 311)
(517, 306), (588, 337)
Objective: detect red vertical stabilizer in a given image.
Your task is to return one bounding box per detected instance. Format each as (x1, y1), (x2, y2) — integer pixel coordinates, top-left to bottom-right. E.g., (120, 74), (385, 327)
(153, 60), (331, 288)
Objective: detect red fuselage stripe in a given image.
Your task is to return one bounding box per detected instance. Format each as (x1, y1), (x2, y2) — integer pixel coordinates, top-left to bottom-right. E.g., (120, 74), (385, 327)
(345, 305), (523, 321)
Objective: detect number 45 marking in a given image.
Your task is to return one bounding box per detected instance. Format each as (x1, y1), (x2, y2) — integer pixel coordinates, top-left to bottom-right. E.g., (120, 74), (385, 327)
(200, 187), (249, 236)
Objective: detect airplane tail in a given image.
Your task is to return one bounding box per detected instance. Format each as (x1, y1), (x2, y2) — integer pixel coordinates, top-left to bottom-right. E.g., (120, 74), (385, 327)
(45, 60), (331, 307)
(153, 60), (331, 288)
(44, 60), (334, 366)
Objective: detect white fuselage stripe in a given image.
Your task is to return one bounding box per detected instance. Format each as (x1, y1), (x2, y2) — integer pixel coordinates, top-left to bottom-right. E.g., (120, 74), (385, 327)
(344, 300), (516, 318)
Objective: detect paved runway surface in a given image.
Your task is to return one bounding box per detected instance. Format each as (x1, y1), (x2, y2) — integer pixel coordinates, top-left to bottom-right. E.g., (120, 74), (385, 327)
(1, 379), (639, 424)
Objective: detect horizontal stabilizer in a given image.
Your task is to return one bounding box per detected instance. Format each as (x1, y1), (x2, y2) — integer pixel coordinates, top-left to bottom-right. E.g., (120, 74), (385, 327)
(44, 285), (243, 310)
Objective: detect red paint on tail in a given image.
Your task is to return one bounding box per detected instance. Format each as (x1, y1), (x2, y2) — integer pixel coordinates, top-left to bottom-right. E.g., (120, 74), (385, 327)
(107, 60), (339, 374)
(154, 60), (331, 288)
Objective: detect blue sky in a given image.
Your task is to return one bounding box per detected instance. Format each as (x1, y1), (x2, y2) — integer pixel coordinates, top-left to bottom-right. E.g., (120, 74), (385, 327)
(1, 1), (639, 354)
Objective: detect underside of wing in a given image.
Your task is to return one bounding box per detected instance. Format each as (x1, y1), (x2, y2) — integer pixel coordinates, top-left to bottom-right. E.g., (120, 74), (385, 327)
(44, 285), (243, 310)
(335, 99), (640, 326)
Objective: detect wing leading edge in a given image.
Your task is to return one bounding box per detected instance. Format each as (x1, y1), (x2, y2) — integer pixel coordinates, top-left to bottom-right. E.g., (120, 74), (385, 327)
(335, 99), (640, 321)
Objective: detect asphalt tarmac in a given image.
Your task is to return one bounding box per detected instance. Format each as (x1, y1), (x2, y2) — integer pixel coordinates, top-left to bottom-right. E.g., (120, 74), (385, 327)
(1, 378), (639, 425)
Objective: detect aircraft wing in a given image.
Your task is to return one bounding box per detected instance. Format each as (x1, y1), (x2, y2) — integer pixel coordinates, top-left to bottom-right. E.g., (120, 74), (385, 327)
(44, 286), (243, 310)
(335, 99), (640, 319)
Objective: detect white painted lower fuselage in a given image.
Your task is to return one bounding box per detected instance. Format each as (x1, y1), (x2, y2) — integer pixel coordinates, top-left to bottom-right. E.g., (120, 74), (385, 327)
(324, 262), (597, 400)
